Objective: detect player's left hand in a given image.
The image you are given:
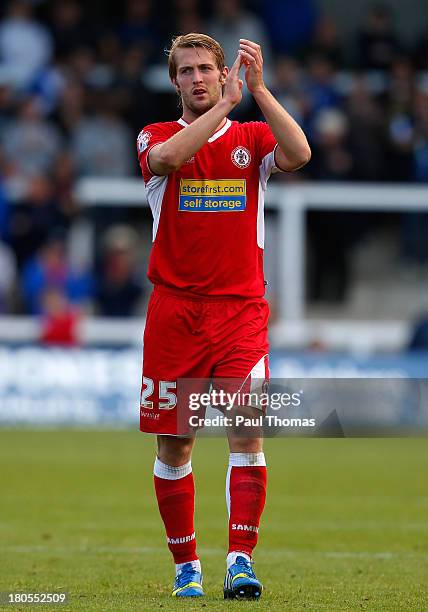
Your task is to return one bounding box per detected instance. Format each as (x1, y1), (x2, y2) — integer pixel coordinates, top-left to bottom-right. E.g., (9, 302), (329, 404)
(238, 39), (265, 95)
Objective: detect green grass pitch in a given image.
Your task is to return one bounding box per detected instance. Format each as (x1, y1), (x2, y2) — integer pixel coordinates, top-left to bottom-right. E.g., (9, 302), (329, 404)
(0, 430), (427, 611)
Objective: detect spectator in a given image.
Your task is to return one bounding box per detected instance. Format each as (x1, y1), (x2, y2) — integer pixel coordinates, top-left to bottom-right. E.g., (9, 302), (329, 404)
(70, 94), (134, 176)
(1, 96), (62, 186)
(111, 44), (157, 136)
(388, 56), (415, 115)
(96, 225), (144, 317)
(49, 0), (92, 60)
(272, 56), (308, 127)
(27, 59), (67, 117)
(0, 0), (53, 90)
(308, 109), (354, 301)
(53, 153), (80, 222)
(357, 4), (401, 70)
(310, 108), (354, 180)
(21, 236), (94, 315)
(39, 286), (81, 346)
(119, 0), (157, 59)
(380, 56), (414, 181)
(9, 174), (66, 268)
(54, 78), (85, 136)
(65, 45), (98, 86)
(384, 114), (413, 185)
(304, 55), (342, 136)
(94, 32), (122, 87)
(346, 77), (386, 181)
(306, 15), (344, 67)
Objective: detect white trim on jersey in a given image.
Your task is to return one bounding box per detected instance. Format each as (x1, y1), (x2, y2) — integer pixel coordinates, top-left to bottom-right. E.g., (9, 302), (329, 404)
(257, 149), (277, 249)
(257, 180), (265, 249)
(208, 118), (231, 142)
(249, 354), (268, 394)
(259, 149), (276, 189)
(146, 173), (168, 241)
(235, 353), (269, 404)
(176, 118), (232, 142)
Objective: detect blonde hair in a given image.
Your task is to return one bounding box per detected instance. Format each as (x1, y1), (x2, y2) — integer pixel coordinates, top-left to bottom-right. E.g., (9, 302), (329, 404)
(167, 33), (225, 81)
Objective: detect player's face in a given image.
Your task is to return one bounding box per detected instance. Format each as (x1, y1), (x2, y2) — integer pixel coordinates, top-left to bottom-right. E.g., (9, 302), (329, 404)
(173, 47), (227, 118)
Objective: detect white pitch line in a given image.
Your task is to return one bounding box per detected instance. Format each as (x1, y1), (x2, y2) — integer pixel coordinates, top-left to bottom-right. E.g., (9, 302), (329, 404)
(1, 545), (427, 560)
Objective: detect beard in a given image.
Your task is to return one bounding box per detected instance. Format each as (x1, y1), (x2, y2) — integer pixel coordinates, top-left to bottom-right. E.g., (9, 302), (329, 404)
(180, 83), (223, 116)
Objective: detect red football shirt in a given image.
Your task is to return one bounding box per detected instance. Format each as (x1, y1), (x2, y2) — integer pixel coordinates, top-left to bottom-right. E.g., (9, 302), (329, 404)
(137, 118), (280, 297)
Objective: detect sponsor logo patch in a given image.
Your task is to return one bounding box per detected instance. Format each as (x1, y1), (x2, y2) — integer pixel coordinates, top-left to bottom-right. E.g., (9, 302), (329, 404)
(231, 523), (259, 532)
(231, 146), (251, 168)
(179, 179), (246, 212)
(137, 130), (151, 153)
(167, 532), (196, 544)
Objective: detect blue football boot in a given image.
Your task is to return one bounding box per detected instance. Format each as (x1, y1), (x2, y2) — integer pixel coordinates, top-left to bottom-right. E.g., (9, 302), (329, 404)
(172, 563), (204, 597)
(224, 555), (263, 600)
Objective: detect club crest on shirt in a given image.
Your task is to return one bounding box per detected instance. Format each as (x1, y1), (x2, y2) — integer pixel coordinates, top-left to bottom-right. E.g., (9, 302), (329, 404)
(137, 130), (151, 153)
(231, 146), (251, 168)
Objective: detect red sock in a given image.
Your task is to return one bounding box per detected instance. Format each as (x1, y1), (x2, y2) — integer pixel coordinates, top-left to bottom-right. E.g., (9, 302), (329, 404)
(226, 453), (267, 557)
(153, 458), (198, 564)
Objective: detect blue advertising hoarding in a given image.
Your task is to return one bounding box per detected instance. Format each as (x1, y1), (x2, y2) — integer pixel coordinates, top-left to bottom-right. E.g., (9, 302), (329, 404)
(0, 345), (427, 428)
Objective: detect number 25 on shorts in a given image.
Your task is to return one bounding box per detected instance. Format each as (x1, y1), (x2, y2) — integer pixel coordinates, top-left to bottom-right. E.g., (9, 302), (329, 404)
(141, 376), (177, 410)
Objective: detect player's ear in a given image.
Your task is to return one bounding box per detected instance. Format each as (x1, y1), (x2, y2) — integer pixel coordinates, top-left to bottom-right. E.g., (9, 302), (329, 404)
(220, 67), (228, 85)
(172, 77), (180, 93)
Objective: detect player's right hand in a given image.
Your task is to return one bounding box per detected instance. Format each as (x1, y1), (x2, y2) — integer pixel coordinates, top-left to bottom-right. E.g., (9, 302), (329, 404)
(223, 53), (244, 108)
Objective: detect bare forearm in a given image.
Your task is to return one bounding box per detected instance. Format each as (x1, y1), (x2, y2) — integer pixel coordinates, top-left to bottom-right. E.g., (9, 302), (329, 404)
(253, 86), (311, 171)
(149, 99), (233, 175)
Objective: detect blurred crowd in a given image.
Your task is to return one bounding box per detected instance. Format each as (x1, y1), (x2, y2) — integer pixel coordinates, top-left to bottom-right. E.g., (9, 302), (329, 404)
(1, 0), (428, 333)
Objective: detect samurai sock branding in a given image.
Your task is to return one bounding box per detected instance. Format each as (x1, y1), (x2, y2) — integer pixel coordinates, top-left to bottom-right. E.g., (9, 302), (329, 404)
(226, 452), (267, 557)
(153, 457), (198, 564)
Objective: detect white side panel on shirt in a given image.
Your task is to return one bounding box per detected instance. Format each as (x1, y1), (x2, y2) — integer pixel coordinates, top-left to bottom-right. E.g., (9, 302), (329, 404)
(256, 180), (265, 249)
(257, 149), (276, 249)
(146, 174), (168, 241)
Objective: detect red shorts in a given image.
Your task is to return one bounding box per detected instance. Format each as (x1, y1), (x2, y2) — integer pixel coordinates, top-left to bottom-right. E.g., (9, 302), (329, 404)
(140, 286), (270, 435)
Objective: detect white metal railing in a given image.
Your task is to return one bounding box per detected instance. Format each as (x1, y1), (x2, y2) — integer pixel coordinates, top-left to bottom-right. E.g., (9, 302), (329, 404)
(0, 315), (411, 352)
(75, 179), (428, 322)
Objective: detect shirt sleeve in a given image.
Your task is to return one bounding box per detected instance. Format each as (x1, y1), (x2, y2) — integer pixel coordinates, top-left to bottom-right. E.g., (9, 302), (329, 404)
(136, 123), (172, 183)
(255, 121), (277, 162)
(254, 121), (282, 190)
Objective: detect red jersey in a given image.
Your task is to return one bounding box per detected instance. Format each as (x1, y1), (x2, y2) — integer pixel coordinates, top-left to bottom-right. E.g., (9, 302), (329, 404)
(137, 118), (279, 297)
